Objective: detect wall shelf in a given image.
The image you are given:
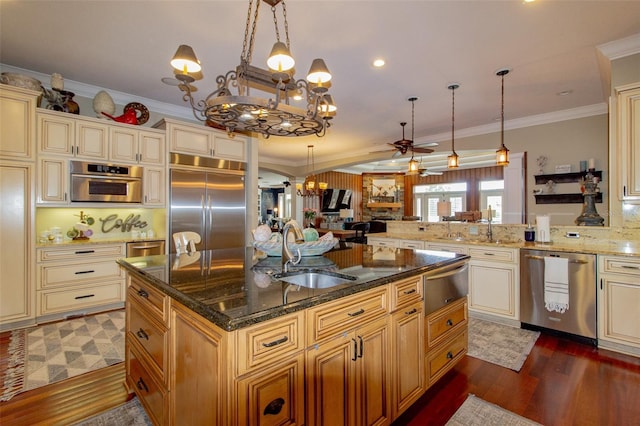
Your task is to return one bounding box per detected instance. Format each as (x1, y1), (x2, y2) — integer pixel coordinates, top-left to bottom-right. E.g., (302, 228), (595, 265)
(534, 170), (602, 184)
(366, 202), (402, 209)
(534, 193), (602, 204)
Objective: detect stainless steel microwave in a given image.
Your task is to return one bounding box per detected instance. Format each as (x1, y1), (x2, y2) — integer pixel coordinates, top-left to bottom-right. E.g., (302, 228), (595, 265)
(70, 161), (143, 203)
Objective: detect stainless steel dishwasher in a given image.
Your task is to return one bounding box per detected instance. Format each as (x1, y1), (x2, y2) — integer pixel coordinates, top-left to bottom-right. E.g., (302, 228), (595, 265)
(126, 239), (166, 257)
(520, 249), (596, 344)
(424, 260), (469, 315)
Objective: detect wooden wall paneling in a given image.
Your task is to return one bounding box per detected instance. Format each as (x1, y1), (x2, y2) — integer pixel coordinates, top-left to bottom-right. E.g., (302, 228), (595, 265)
(306, 171), (362, 220)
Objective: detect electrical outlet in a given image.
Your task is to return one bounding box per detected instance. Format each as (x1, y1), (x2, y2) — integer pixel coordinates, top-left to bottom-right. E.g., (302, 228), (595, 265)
(419, 226), (425, 231)
(469, 226), (479, 235)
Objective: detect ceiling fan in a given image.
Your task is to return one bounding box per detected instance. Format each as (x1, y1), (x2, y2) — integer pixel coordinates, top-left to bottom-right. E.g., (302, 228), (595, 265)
(386, 122), (437, 157)
(416, 156), (443, 176)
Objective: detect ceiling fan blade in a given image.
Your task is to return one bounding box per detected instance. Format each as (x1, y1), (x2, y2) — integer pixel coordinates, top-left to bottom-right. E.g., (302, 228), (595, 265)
(419, 169), (443, 176)
(414, 142), (439, 148)
(413, 147), (434, 154)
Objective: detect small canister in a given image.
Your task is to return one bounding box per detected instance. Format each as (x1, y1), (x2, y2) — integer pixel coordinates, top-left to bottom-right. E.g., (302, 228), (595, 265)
(524, 224), (536, 243)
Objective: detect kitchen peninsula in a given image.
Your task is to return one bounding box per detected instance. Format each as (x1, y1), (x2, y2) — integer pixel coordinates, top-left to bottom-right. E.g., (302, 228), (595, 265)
(117, 244), (469, 425)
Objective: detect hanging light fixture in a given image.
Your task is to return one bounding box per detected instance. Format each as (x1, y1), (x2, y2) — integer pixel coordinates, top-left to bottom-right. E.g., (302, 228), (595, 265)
(169, 0), (336, 138)
(496, 68), (510, 166)
(296, 145), (327, 197)
(447, 83), (460, 169)
(407, 96), (420, 175)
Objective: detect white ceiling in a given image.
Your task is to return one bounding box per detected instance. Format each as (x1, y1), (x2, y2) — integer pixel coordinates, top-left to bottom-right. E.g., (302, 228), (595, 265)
(2, 1), (639, 187)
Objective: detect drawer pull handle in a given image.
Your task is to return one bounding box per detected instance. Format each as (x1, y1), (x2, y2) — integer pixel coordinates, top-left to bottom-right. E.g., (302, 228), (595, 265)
(444, 297), (456, 304)
(74, 270), (95, 275)
(446, 351), (454, 360)
(137, 289), (149, 298)
(347, 308), (365, 317)
(136, 377), (149, 393)
(405, 308), (417, 315)
(74, 250), (95, 254)
(403, 289), (417, 295)
(74, 294), (95, 300)
(621, 265), (640, 270)
(484, 252), (495, 256)
(262, 336), (288, 348)
(358, 336), (363, 358)
(352, 339), (358, 361)
(446, 319), (454, 326)
(263, 397), (285, 416)
(136, 328), (149, 340)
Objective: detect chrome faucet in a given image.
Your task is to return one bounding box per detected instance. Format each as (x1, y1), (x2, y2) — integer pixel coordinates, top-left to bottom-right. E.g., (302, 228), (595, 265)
(486, 206), (493, 242)
(282, 220), (304, 273)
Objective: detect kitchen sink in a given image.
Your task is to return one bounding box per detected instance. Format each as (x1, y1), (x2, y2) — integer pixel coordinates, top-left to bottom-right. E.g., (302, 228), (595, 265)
(273, 271), (357, 289)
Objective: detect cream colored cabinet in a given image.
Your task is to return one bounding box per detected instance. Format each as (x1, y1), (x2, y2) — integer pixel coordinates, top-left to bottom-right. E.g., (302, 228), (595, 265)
(155, 118), (247, 162)
(367, 236), (399, 248)
(424, 242), (469, 255)
(468, 246), (519, 322)
(38, 110), (108, 159)
(36, 243), (126, 322)
(615, 84), (640, 201)
(0, 161), (36, 330)
(143, 166), (165, 206)
(398, 239), (425, 250)
(305, 286), (391, 426)
(110, 127), (165, 165)
(0, 85), (38, 160)
(597, 255), (640, 356)
(37, 157), (68, 204)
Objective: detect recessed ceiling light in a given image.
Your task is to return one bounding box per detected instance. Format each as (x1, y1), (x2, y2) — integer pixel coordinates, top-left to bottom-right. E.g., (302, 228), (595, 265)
(373, 59), (385, 68)
(557, 90), (573, 96)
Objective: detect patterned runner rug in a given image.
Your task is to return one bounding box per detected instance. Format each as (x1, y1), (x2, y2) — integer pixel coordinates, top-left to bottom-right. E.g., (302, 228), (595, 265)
(73, 397), (151, 426)
(467, 317), (540, 372)
(0, 310), (124, 401)
(447, 394), (542, 425)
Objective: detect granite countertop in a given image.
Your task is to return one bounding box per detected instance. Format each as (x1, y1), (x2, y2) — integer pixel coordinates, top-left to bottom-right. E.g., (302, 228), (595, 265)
(37, 237), (166, 248)
(117, 243), (468, 331)
(370, 232), (640, 257)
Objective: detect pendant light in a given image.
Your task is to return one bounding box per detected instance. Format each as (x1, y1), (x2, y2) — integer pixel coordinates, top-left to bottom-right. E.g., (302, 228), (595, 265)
(407, 96), (419, 174)
(496, 68), (510, 166)
(447, 83), (460, 169)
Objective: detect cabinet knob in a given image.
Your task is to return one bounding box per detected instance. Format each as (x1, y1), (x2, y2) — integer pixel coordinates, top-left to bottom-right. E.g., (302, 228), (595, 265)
(137, 289), (149, 298)
(136, 377), (149, 393)
(446, 351), (454, 360)
(263, 397), (285, 416)
(446, 319), (453, 327)
(136, 328), (149, 340)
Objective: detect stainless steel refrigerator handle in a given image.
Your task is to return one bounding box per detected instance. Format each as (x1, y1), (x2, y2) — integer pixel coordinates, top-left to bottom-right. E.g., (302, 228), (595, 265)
(208, 195), (213, 233)
(524, 254), (588, 264)
(200, 194), (206, 236)
(425, 263), (469, 280)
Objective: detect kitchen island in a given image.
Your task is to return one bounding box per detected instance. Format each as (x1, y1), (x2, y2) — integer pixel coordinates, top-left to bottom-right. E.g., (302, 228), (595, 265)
(117, 244), (469, 425)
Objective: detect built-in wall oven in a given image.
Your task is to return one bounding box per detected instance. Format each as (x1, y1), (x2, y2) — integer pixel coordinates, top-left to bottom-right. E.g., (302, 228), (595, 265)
(70, 161), (142, 203)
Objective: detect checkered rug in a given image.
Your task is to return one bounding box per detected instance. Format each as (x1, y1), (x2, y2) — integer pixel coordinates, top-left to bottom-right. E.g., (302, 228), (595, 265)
(0, 310), (124, 401)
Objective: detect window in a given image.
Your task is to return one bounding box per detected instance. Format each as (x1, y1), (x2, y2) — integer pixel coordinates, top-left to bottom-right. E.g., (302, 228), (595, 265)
(479, 180), (504, 224)
(414, 183), (467, 222)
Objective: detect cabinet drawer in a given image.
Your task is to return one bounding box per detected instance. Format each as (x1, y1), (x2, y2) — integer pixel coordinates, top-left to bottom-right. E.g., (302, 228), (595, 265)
(426, 330), (467, 386)
(306, 286), (388, 345)
(425, 243), (469, 255)
(128, 299), (168, 381)
(38, 259), (123, 289)
(390, 276), (423, 311)
(128, 346), (167, 426)
(37, 244), (125, 262)
(399, 240), (424, 249)
(38, 281), (124, 315)
(426, 297), (467, 349)
(128, 277), (168, 324)
(469, 247), (515, 262)
(236, 311), (304, 376)
(600, 256), (640, 276)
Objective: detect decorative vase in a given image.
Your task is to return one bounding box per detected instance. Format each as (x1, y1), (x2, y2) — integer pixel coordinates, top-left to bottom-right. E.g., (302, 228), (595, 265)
(61, 90), (80, 115)
(93, 90), (116, 118)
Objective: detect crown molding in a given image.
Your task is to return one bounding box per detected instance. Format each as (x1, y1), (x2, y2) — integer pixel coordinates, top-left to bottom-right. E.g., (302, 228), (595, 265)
(597, 32), (640, 60)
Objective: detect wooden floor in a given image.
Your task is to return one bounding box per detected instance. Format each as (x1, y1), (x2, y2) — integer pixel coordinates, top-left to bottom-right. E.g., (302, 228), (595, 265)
(395, 332), (640, 426)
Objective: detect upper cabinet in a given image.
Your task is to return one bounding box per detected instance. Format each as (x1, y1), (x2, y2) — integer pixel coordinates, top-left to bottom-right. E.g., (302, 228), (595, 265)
(154, 118), (247, 162)
(0, 85), (38, 161)
(37, 109), (165, 165)
(615, 83), (640, 201)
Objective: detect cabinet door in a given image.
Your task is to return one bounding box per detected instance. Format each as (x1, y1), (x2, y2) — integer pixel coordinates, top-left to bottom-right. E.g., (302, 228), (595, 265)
(110, 127), (138, 163)
(391, 302), (424, 418)
(37, 157), (68, 204)
(170, 125), (212, 157)
(236, 353), (305, 426)
(618, 86), (640, 200)
(469, 260), (517, 319)
(170, 302), (226, 425)
(355, 316), (391, 426)
(38, 111), (75, 155)
(214, 134), (246, 162)
(306, 333), (356, 426)
(143, 167), (165, 206)
(0, 162), (35, 326)
(599, 275), (640, 347)
(0, 87), (36, 160)
(76, 121), (108, 159)
(138, 130), (165, 165)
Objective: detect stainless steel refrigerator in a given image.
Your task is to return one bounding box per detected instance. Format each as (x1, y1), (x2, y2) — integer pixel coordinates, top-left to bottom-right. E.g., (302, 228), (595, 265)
(169, 154), (246, 252)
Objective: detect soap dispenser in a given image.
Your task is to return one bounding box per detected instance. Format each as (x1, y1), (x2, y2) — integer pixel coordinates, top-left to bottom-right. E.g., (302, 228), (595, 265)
(524, 223), (535, 243)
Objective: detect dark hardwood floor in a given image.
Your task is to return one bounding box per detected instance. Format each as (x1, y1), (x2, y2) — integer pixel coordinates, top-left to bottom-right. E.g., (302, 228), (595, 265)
(395, 332), (640, 426)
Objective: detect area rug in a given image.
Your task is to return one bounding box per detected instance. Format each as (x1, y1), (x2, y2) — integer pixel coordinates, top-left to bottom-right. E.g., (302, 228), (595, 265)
(446, 394), (542, 425)
(467, 317), (540, 372)
(0, 310), (124, 401)
(73, 397), (151, 426)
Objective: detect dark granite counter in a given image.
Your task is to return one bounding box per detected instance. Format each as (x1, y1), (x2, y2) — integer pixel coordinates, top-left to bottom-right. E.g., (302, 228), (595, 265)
(117, 243), (468, 331)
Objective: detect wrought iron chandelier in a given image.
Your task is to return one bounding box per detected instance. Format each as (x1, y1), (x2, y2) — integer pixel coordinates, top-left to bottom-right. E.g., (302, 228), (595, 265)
(296, 145), (327, 197)
(169, 0), (336, 138)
